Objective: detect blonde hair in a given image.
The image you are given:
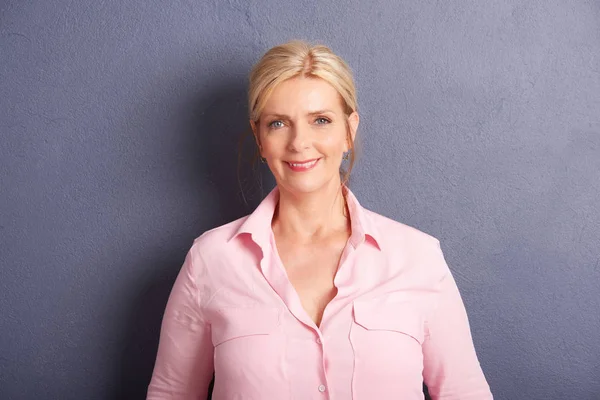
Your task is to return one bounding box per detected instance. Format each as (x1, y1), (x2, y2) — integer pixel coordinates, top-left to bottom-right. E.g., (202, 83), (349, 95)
(247, 40), (359, 187)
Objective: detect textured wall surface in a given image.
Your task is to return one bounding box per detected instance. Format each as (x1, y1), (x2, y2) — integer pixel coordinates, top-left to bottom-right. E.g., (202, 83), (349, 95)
(1, 0), (599, 399)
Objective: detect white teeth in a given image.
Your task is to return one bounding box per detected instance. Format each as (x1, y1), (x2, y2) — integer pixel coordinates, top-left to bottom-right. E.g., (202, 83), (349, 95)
(289, 160), (318, 168)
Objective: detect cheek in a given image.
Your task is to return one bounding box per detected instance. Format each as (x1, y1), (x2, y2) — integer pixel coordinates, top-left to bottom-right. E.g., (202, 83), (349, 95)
(316, 130), (347, 154)
(260, 136), (285, 155)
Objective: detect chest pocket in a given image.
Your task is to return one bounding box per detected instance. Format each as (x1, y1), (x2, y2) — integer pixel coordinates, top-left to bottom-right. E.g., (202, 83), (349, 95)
(352, 298), (425, 344)
(211, 307), (281, 346)
(350, 297), (426, 399)
(210, 307), (290, 399)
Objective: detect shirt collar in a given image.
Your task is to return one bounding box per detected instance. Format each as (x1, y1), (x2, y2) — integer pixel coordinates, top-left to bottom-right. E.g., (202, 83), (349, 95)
(228, 185), (382, 251)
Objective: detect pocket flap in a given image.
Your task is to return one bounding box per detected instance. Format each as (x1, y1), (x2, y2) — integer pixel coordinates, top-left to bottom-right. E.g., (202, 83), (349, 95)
(353, 298), (424, 344)
(212, 307), (281, 346)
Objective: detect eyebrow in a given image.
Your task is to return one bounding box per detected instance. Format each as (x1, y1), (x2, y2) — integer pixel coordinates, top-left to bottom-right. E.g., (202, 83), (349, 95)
(262, 109), (336, 119)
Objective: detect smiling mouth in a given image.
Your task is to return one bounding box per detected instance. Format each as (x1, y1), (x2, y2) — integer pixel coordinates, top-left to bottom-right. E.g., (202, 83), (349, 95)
(285, 158), (320, 171)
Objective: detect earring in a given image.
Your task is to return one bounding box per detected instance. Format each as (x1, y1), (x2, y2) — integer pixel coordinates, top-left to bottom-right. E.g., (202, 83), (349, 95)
(258, 144), (266, 163)
(343, 151), (350, 161)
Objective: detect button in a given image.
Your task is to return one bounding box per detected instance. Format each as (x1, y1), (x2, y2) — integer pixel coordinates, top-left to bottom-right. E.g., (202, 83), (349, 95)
(316, 337), (322, 344)
(318, 384), (326, 393)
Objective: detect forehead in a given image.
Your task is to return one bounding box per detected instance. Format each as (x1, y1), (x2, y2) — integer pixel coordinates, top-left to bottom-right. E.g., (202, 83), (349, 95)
(262, 76), (343, 113)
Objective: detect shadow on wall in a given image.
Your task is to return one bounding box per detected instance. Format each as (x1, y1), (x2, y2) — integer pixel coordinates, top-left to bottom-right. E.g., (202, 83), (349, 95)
(111, 60), (272, 399)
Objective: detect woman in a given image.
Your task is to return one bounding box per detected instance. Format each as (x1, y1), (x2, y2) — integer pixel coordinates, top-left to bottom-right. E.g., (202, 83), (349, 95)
(147, 40), (493, 400)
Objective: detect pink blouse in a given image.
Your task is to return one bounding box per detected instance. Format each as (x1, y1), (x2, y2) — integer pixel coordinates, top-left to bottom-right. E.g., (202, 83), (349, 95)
(147, 186), (493, 399)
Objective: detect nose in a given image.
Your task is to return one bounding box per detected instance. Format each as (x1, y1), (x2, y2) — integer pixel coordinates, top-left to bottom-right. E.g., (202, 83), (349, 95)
(288, 122), (311, 151)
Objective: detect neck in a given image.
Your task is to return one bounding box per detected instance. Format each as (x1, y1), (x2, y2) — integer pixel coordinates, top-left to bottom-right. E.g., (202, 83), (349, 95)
(272, 180), (350, 244)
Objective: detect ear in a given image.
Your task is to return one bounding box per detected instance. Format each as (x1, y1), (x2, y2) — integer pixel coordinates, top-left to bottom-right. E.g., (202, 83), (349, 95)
(250, 120), (262, 155)
(344, 111), (360, 152)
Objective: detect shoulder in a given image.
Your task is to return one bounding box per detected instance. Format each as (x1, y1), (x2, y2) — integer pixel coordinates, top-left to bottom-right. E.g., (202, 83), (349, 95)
(363, 208), (450, 280)
(189, 214), (249, 255)
(180, 214), (252, 285)
(364, 208), (441, 250)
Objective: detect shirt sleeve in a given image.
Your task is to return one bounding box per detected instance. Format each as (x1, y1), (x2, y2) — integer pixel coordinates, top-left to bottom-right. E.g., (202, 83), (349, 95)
(422, 241), (493, 400)
(146, 247), (214, 400)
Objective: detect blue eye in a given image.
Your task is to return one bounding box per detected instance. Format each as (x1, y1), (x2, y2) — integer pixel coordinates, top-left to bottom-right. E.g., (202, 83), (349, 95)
(315, 117), (331, 124)
(268, 120), (284, 129)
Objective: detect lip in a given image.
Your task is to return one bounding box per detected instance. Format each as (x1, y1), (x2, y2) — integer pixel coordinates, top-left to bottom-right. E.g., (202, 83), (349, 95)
(286, 158), (320, 164)
(285, 158), (321, 172)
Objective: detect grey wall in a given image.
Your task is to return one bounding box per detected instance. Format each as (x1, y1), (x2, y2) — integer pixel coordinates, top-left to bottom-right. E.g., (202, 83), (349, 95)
(1, 0), (599, 399)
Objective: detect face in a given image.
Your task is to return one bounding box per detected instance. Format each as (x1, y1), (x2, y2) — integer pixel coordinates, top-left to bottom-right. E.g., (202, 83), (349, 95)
(251, 76), (359, 195)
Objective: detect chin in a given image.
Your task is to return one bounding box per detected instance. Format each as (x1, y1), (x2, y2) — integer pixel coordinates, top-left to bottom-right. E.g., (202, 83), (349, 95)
(277, 175), (336, 195)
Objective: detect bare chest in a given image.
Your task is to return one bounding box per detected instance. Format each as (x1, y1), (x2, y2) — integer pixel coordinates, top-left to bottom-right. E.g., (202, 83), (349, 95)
(275, 238), (348, 327)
